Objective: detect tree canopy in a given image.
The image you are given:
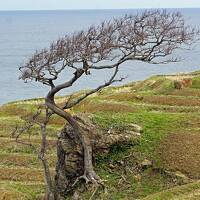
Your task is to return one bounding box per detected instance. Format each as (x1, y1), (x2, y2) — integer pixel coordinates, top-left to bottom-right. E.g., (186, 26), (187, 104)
(20, 10), (197, 104)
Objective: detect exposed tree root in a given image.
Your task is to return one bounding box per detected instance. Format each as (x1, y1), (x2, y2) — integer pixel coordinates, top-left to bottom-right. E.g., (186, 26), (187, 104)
(73, 170), (103, 186)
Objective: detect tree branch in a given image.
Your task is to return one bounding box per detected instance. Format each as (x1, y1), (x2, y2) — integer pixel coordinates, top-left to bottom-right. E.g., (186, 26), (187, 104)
(64, 66), (126, 109)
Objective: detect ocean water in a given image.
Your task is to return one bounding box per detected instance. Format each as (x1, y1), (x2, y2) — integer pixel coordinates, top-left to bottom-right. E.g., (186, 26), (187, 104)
(0, 9), (200, 104)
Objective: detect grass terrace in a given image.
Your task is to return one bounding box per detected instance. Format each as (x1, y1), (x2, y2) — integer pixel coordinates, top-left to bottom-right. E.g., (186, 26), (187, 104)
(0, 71), (200, 199)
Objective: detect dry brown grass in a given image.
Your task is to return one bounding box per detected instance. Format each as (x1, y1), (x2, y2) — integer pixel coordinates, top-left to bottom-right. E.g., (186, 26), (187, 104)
(147, 79), (167, 90)
(0, 154), (38, 167)
(0, 104), (65, 128)
(0, 168), (54, 182)
(0, 182), (45, 200)
(74, 100), (136, 113)
(0, 105), (32, 117)
(0, 189), (26, 200)
(48, 115), (66, 126)
(157, 133), (200, 179)
(0, 154), (56, 168)
(102, 92), (142, 102)
(169, 88), (200, 97)
(142, 104), (200, 113)
(0, 138), (57, 148)
(142, 95), (200, 107)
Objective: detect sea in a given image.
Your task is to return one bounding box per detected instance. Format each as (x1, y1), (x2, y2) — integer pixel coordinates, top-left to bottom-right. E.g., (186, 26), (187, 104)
(0, 8), (200, 105)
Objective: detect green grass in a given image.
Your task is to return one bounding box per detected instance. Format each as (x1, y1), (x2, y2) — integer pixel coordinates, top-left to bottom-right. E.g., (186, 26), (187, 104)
(93, 111), (184, 158)
(142, 181), (200, 200)
(1, 71), (200, 199)
(0, 181), (45, 200)
(191, 76), (200, 89)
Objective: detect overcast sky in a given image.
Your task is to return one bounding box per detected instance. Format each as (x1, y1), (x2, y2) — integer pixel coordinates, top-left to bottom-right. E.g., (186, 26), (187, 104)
(0, 0), (200, 10)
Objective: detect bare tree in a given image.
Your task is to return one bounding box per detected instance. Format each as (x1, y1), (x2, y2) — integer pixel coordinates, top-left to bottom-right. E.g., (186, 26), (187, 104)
(19, 10), (198, 198)
(12, 107), (55, 199)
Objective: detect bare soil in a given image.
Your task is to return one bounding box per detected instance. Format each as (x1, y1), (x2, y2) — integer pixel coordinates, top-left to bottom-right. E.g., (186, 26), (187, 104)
(157, 133), (200, 179)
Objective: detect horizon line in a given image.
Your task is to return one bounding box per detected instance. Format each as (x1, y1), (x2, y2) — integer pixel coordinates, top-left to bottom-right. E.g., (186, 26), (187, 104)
(0, 7), (199, 12)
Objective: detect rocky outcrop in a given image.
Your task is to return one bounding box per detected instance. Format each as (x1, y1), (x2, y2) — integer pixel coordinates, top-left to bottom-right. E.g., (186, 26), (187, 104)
(141, 159), (153, 169)
(54, 115), (142, 199)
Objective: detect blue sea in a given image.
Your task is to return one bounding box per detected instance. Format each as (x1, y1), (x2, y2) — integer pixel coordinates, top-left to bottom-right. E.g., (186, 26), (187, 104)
(0, 9), (200, 104)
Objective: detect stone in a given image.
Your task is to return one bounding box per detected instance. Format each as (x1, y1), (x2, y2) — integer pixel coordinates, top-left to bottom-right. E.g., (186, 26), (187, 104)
(141, 159), (153, 169)
(126, 130), (141, 136)
(165, 170), (191, 184)
(109, 163), (115, 169)
(129, 124), (143, 133)
(107, 127), (114, 134)
(55, 118), (142, 198)
(72, 191), (79, 200)
(174, 171), (188, 179)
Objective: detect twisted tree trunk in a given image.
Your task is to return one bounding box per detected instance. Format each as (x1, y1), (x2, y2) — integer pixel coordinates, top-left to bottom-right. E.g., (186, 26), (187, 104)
(45, 96), (101, 198)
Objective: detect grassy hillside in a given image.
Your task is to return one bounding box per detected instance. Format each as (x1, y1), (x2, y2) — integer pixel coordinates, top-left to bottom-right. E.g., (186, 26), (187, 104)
(0, 71), (200, 199)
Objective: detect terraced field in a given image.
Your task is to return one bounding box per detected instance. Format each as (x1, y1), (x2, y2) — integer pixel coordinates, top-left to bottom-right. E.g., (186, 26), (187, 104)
(0, 71), (200, 199)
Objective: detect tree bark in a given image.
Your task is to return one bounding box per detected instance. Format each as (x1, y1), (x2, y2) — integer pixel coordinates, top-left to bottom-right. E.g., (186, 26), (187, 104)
(45, 96), (101, 195)
(39, 124), (55, 200)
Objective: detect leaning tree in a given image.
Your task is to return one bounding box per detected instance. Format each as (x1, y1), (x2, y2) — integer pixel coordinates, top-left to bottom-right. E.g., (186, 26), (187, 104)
(19, 10), (198, 199)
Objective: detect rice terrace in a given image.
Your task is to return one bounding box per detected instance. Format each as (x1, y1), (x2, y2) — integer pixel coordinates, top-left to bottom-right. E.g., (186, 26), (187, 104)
(1, 71), (200, 199)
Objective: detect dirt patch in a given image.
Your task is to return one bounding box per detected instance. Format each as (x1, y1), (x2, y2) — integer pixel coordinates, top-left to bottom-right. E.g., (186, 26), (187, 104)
(157, 133), (200, 179)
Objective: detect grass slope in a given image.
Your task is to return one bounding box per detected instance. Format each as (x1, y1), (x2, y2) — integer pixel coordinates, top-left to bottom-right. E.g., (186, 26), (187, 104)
(0, 71), (200, 199)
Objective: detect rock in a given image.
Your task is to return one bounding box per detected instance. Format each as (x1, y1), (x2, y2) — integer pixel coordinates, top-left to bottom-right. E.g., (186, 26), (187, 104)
(109, 163), (115, 169)
(129, 124), (143, 133)
(135, 95), (144, 100)
(141, 159), (153, 169)
(72, 191), (79, 200)
(119, 160), (125, 165)
(107, 127), (114, 134)
(126, 130), (141, 136)
(174, 171), (188, 178)
(55, 118), (142, 198)
(165, 170), (191, 184)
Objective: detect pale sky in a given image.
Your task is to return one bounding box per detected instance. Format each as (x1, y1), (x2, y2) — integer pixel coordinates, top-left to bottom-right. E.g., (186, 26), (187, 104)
(0, 0), (200, 10)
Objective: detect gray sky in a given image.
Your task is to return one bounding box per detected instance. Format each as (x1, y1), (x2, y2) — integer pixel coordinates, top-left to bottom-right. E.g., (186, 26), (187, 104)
(0, 0), (200, 10)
